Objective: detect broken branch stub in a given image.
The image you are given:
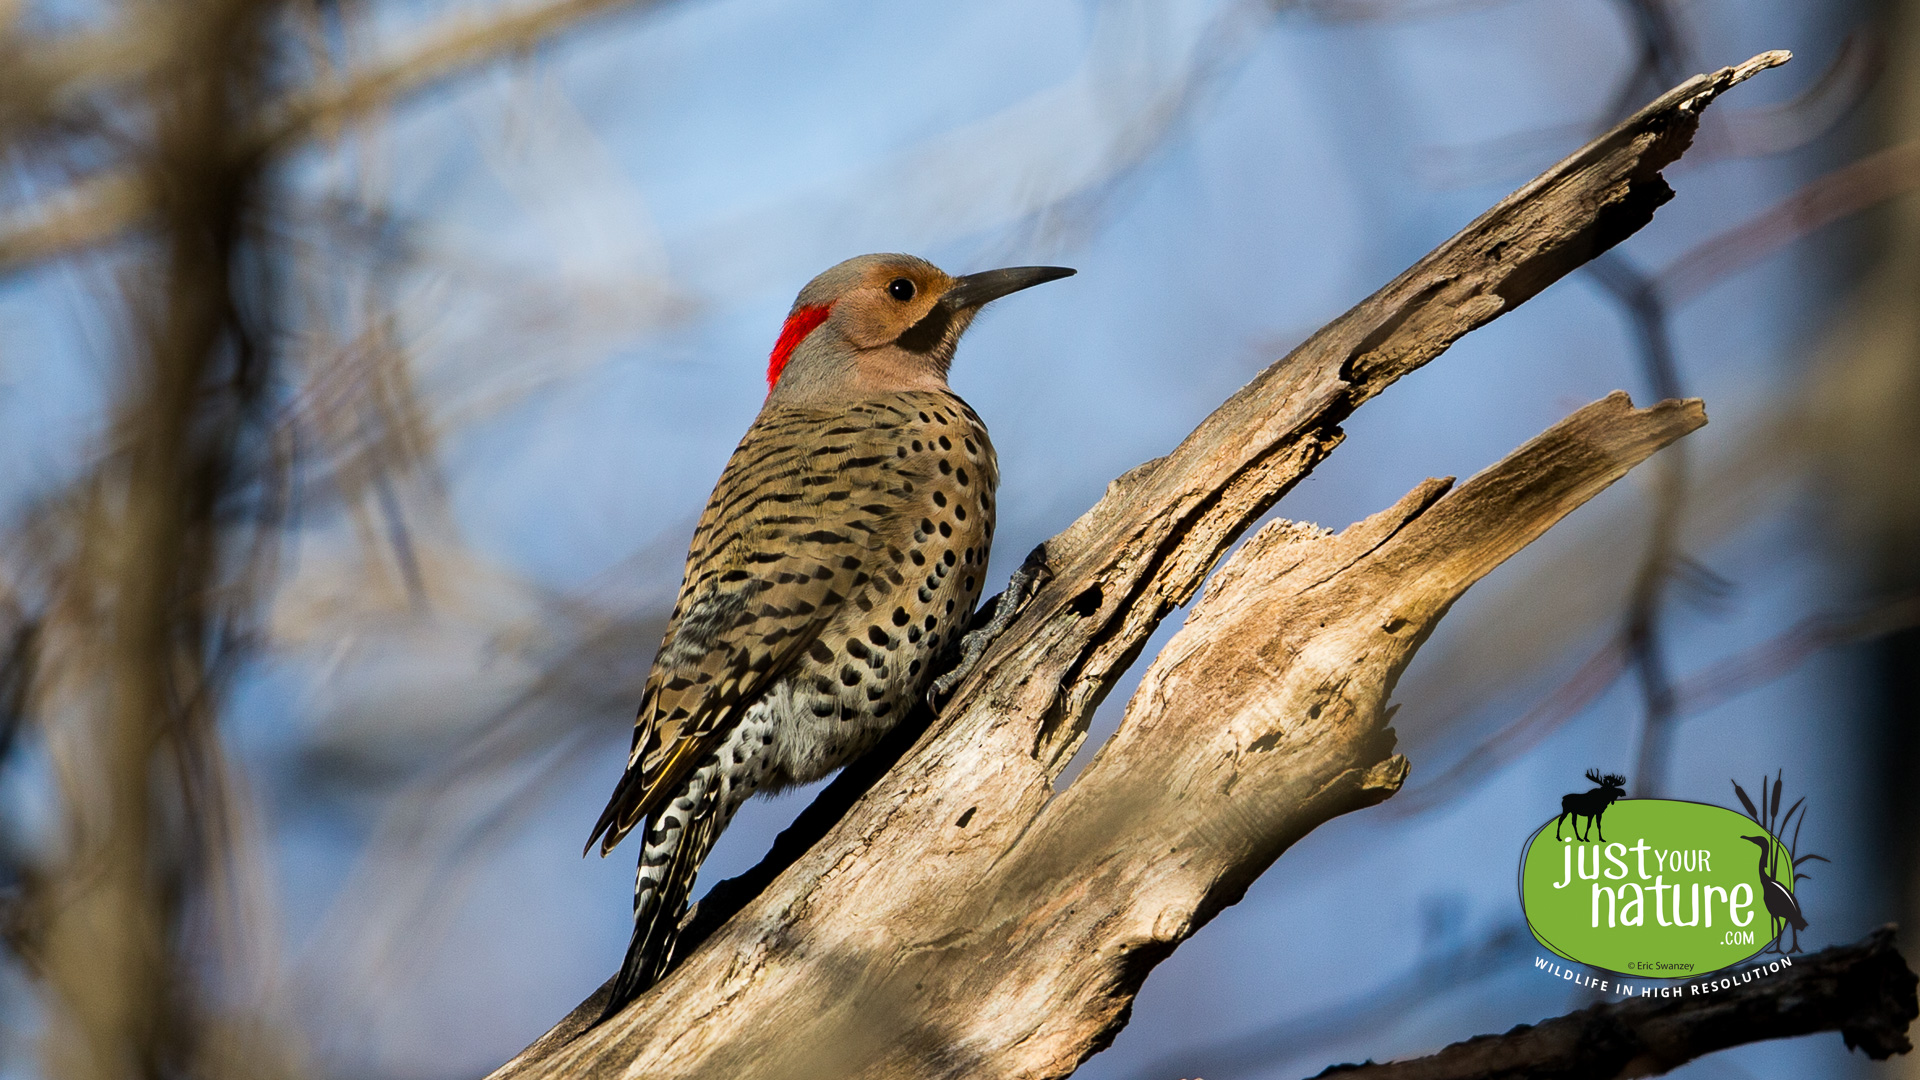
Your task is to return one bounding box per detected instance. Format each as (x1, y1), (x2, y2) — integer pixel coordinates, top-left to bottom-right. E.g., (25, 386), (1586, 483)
(487, 53), (1785, 1080)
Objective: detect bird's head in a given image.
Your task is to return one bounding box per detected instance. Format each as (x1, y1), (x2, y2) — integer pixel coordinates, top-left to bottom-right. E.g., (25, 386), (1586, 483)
(764, 253), (1074, 401)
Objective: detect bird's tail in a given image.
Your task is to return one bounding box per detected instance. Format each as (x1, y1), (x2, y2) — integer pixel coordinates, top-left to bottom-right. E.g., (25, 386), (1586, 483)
(601, 761), (724, 1020)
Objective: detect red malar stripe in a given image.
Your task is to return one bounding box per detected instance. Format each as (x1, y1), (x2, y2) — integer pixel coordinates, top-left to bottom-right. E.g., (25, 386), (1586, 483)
(767, 303), (832, 390)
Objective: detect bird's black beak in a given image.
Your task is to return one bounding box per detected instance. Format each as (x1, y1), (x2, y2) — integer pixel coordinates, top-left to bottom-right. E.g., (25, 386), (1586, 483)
(897, 265), (1074, 355)
(940, 265), (1076, 312)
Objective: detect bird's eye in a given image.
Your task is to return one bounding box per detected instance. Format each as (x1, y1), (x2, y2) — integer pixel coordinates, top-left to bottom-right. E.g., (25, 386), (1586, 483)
(887, 278), (915, 301)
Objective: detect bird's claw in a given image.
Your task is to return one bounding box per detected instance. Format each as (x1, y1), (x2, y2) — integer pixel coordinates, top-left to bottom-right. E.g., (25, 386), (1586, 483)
(928, 544), (1051, 711)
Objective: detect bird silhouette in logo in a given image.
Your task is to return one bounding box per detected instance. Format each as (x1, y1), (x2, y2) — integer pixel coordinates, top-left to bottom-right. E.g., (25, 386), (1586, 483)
(1730, 771), (1827, 955)
(1741, 833), (1807, 954)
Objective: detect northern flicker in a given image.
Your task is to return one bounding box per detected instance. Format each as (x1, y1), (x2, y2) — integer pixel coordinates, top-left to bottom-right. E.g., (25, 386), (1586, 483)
(588, 253), (1074, 1013)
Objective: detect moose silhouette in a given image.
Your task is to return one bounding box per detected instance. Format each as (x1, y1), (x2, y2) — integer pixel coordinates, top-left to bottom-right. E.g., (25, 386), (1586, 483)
(1554, 769), (1627, 842)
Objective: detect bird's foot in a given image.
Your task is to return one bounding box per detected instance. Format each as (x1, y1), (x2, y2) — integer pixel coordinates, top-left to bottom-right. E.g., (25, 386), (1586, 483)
(929, 544), (1052, 710)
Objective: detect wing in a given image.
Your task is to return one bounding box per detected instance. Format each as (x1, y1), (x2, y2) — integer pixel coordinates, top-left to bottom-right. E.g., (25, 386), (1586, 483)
(587, 399), (925, 855)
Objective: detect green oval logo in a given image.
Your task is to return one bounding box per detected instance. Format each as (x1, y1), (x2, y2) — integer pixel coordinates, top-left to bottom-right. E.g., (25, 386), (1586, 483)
(1520, 799), (1796, 977)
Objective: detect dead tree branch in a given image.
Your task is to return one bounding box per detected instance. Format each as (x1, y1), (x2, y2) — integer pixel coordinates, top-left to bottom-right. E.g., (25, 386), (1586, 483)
(473, 52), (1787, 1080)
(1311, 925), (1918, 1079)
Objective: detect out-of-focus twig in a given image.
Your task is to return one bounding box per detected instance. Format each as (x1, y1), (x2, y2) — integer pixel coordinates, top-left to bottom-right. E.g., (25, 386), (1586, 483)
(1659, 138), (1920, 305)
(252, 0), (674, 149)
(1585, 252), (1686, 797)
(1417, 29), (1870, 190)
(1389, 641), (1626, 816)
(0, 0), (676, 273)
(1719, 32), (1882, 157)
(1391, 592), (1920, 815)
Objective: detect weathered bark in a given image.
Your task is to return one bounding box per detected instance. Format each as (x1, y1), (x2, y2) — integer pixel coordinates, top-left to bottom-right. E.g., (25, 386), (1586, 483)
(487, 53), (1787, 1080)
(1312, 926), (1918, 1079)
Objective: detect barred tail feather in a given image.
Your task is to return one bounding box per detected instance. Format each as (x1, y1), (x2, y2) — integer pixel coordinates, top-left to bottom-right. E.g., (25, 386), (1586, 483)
(601, 765), (724, 1018)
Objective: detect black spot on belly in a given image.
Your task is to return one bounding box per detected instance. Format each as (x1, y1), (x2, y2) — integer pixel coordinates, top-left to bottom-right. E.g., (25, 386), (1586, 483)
(938, 521), (952, 538)
(868, 625), (889, 647)
(909, 550), (926, 566)
(841, 666), (861, 687)
(892, 607), (910, 626)
(942, 550), (955, 567)
(938, 435), (952, 450)
(846, 639), (870, 660)
(873, 701), (893, 717)
(938, 460), (952, 475)
(956, 467), (969, 486)
(809, 641), (834, 664)
(932, 490), (947, 508)
(866, 685), (886, 701)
